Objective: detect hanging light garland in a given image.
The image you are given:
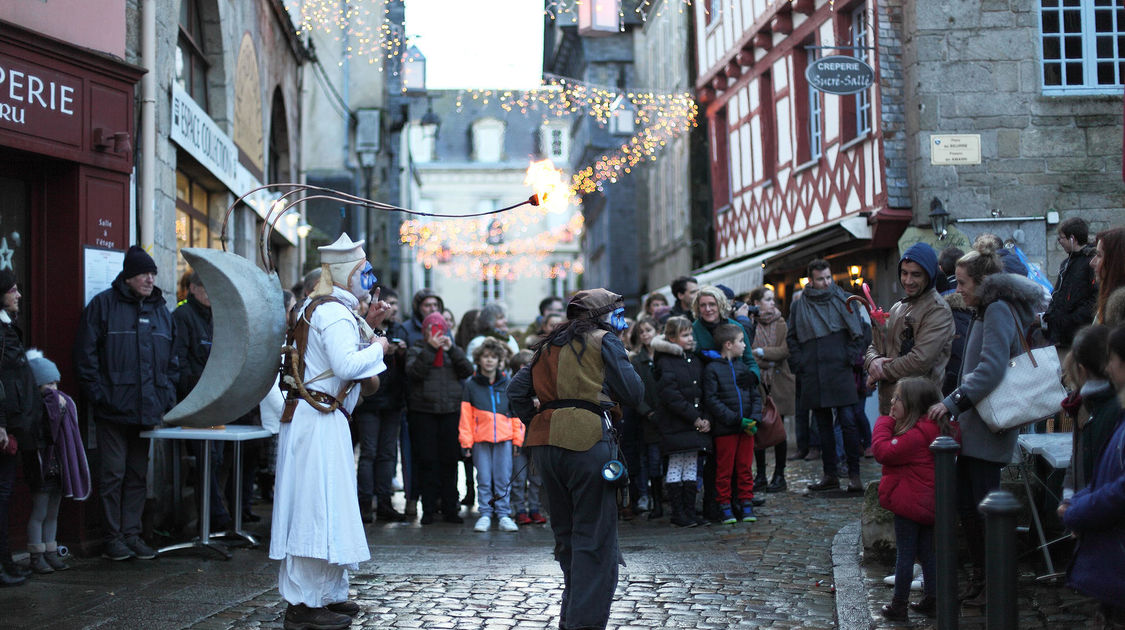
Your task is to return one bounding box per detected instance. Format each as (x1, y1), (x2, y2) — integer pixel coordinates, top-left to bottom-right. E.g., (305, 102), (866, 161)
(286, 0), (404, 65)
(399, 76), (696, 280)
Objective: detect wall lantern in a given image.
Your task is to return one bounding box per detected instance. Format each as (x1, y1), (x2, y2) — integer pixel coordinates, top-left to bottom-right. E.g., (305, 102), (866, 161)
(578, 0), (620, 36)
(929, 197), (951, 240)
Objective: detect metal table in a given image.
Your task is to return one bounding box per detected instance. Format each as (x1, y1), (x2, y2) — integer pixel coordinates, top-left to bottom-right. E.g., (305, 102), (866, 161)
(140, 425), (273, 559)
(1015, 432), (1072, 579)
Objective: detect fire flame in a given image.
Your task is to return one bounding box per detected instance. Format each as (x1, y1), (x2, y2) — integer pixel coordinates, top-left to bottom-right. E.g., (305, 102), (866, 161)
(524, 159), (573, 214)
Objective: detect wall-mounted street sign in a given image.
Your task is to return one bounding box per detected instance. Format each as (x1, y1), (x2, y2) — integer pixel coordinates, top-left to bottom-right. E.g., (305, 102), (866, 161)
(805, 55), (875, 95)
(930, 134), (981, 165)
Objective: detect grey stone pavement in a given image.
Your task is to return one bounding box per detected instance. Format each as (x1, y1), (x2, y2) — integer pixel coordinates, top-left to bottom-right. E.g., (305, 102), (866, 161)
(3, 455), (1100, 629)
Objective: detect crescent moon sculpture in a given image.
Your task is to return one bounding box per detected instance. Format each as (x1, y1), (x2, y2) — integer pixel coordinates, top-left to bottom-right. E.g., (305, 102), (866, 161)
(163, 248), (285, 428)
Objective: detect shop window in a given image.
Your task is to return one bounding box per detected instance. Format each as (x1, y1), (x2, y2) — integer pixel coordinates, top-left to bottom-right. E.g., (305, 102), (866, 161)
(1039, 0), (1125, 94)
(177, 0), (210, 110)
(175, 171), (218, 282)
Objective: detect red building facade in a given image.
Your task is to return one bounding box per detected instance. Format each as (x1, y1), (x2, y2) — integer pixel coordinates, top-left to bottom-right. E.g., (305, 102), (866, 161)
(694, 0), (909, 302)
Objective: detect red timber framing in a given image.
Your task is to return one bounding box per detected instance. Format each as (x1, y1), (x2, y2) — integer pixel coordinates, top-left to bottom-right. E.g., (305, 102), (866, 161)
(696, 0), (902, 260)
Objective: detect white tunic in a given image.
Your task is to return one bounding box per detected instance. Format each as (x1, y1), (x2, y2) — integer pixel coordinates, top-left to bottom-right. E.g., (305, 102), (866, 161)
(270, 288), (385, 566)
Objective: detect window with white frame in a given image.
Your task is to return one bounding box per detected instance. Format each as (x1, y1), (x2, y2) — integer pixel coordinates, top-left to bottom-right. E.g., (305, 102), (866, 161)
(807, 48), (823, 160)
(471, 118), (505, 162)
(1039, 0), (1125, 94)
(541, 124), (569, 161)
(852, 3), (872, 136)
(480, 273), (506, 306)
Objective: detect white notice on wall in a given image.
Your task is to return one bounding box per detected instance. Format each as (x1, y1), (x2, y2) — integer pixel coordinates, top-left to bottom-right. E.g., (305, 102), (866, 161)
(84, 247), (125, 306)
(930, 134), (982, 165)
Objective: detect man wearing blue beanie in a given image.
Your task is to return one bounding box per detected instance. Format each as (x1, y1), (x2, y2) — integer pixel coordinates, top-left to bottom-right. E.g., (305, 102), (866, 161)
(864, 242), (955, 415)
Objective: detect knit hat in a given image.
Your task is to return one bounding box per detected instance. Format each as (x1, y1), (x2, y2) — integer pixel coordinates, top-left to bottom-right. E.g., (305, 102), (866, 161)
(715, 284), (737, 300)
(26, 349), (60, 387)
(122, 245), (157, 279)
(0, 269), (15, 296)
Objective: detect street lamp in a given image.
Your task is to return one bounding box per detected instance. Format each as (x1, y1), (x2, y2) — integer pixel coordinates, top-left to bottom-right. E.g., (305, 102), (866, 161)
(929, 197), (951, 240)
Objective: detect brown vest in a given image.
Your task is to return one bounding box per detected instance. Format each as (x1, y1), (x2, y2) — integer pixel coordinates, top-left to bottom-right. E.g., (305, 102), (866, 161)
(526, 330), (613, 451)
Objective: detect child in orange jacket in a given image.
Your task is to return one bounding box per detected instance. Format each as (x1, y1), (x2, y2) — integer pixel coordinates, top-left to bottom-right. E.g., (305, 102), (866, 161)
(459, 337), (523, 532)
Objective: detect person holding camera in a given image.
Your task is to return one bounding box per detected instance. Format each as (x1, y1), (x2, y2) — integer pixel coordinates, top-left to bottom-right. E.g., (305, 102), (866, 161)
(508, 288), (643, 630)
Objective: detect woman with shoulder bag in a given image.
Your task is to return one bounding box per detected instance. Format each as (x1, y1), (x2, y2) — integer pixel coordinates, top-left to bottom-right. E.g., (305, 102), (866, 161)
(927, 242), (1045, 607)
(748, 286), (794, 492)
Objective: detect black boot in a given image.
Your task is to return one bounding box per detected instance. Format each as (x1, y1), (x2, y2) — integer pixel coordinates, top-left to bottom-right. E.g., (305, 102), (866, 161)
(667, 483), (692, 527)
(881, 597), (908, 621)
(2, 560), (30, 578)
(283, 603), (351, 630)
(647, 479), (664, 520)
(0, 567), (25, 587)
(682, 482), (706, 527)
(754, 471), (768, 494)
(767, 472), (787, 492)
(808, 474), (839, 492)
(958, 568), (984, 602)
(910, 595), (936, 617)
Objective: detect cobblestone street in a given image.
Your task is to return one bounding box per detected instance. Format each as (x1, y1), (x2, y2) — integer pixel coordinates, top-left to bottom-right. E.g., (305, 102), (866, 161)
(6, 455), (1100, 629)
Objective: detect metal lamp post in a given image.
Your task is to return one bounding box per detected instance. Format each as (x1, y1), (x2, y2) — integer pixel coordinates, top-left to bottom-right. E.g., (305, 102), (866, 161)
(930, 197), (951, 240)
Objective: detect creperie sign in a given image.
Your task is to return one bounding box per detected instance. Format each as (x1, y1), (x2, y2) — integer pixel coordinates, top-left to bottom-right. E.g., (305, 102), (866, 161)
(0, 55), (79, 133)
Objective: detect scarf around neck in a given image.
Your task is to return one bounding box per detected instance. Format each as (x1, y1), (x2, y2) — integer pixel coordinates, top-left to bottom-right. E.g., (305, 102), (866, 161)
(790, 284), (864, 343)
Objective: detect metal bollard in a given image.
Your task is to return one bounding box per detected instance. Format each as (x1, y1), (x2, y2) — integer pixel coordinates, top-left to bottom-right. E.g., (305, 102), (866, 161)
(930, 436), (960, 630)
(978, 490), (1021, 630)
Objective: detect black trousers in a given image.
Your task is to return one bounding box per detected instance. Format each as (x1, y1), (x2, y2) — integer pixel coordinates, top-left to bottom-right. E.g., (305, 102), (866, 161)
(356, 407), (402, 509)
(95, 421), (149, 542)
(956, 455), (1003, 571)
(533, 431), (621, 630)
(0, 450), (18, 559)
(409, 411), (460, 516)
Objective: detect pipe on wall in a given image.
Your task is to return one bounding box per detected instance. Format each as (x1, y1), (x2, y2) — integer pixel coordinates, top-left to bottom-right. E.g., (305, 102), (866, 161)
(140, 0), (155, 251)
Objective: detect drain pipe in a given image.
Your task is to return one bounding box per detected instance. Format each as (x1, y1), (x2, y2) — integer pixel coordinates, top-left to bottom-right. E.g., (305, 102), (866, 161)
(140, 0), (156, 251)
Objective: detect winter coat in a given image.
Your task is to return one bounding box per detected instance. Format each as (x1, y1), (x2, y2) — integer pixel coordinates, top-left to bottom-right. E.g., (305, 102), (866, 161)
(1043, 244), (1097, 346)
(787, 326), (867, 410)
(702, 357), (762, 437)
(865, 243), (954, 415)
(1064, 407), (1125, 605)
(1063, 380), (1122, 499)
(459, 371), (523, 448)
(355, 321), (408, 413)
(752, 314), (796, 416)
(630, 343), (669, 445)
(0, 311), (40, 439)
(692, 317), (761, 379)
(73, 275), (178, 426)
(171, 294), (212, 401)
(941, 273), (1043, 463)
(653, 350), (712, 454)
(871, 414), (955, 526)
(942, 292), (974, 397)
(404, 339), (474, 415)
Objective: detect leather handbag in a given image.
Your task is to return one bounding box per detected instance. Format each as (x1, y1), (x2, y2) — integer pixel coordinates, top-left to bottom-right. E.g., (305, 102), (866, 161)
(976, 310), (1066, 433)
(755, 389), (787, 449)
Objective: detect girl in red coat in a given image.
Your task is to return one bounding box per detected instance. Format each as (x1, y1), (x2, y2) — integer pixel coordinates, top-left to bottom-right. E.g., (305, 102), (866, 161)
(872, 376), (958, 621)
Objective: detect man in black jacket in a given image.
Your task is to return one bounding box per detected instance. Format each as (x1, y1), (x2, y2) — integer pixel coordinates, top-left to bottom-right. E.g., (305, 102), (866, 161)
(74, 246), (178, 562)
(1042, 217), (1097, 349)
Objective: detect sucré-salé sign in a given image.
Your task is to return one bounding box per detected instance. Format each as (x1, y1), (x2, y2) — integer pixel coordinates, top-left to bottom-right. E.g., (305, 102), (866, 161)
(805, 55), (875, 96)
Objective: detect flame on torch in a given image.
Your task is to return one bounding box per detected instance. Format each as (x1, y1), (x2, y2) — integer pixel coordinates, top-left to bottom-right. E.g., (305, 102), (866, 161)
(524, 159), (573, 214)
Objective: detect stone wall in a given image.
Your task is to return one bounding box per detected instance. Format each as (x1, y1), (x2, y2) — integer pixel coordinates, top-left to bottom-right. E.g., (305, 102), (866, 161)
(896, 0), (1123, 279)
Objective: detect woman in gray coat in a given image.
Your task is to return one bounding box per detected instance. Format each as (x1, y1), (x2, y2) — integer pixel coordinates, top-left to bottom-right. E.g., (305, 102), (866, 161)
(928, 243), (1045, 606)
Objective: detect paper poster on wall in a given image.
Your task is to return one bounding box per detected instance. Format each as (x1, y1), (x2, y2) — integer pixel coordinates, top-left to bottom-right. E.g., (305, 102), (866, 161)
(85, 246), (125, 305)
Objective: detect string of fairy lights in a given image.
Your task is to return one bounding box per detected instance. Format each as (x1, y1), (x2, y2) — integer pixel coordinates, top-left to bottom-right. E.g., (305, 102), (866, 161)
(397, 76), (697, 280)
(284, 0), (826, 280)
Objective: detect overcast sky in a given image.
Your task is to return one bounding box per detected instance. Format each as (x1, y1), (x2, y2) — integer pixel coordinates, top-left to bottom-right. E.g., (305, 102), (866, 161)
(404, 0), (545, 90)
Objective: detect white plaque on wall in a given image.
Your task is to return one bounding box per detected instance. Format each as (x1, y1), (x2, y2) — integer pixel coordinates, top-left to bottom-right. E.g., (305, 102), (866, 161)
(930, 134), (981, 165)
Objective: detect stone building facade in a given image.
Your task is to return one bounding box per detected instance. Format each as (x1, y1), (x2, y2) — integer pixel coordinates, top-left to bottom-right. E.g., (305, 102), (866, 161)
(891, 0), (1124, 281)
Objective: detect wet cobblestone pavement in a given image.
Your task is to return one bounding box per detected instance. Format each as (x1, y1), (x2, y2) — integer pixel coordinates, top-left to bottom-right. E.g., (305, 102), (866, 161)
(6, 455), (1101, 629)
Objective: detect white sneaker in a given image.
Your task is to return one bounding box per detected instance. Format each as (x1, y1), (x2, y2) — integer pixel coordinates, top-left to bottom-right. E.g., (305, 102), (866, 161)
(474, 516), (491, 532)
(636, 495), (651, 512)
(883, 563), (923, 586)
(498, 516), (519, 532)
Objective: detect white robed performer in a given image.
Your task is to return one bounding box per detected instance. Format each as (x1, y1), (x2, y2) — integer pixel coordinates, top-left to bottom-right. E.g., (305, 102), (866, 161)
(270, 233), (388, 630)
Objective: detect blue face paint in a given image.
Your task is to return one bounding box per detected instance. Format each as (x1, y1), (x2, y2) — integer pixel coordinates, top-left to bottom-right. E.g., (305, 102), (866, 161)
(360, 262), (377, 290)
(610, 307), (627, 332)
